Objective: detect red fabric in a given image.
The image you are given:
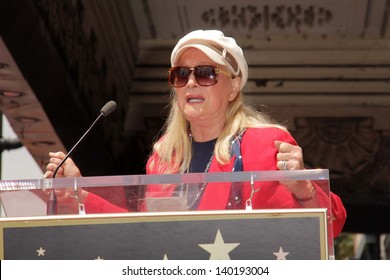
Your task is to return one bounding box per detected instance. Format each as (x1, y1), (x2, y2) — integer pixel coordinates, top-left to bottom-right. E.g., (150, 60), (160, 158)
(85, 127), (347, 237)
(84, 193), (128, 214)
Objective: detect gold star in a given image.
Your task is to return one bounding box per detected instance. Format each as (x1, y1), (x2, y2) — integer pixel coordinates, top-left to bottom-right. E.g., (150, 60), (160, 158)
(198, 229), (240, 260)
(95, 256), (104, 260)
(163, 254), (169, 260)
(36, 247), (46, 257)
(273, 247), (289, 260)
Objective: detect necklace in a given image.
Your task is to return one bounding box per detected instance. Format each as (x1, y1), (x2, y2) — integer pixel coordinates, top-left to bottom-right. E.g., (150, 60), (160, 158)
(185, 132), (215, 209)
(186, 152), (214, 210)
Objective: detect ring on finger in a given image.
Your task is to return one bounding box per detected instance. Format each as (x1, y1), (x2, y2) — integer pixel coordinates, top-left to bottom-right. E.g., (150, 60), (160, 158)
(282, 160), (288, 170)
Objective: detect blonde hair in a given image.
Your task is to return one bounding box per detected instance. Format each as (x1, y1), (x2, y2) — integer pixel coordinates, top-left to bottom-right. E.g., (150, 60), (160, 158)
(149, 88), (286, 174)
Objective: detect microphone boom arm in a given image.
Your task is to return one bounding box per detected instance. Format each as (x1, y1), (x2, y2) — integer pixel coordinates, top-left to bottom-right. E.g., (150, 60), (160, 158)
(52, 112), (104, 178)
(47, 100), (117, 215)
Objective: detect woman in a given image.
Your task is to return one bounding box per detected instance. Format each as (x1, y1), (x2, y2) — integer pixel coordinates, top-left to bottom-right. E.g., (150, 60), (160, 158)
(45, 30), (346, 236)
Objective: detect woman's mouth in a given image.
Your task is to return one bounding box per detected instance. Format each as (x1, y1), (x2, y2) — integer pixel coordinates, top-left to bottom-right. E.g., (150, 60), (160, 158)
(186, 96), (205, 103)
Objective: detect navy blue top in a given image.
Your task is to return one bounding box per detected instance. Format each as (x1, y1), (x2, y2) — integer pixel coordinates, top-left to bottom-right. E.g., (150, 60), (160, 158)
(188, 138), (217, 173)
(186, 135), (244, 210)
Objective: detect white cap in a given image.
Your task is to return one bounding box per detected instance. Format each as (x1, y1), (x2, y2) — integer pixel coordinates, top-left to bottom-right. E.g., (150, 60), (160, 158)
(171, 30), (248, 90)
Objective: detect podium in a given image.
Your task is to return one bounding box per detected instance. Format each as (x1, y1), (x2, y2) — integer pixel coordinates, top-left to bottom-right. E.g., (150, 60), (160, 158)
(0, 170), (333, 260)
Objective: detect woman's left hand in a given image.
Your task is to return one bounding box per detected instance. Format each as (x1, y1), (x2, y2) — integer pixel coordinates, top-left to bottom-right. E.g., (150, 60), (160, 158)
(274, 140), (304, 171)
(274, 140), (315, 201)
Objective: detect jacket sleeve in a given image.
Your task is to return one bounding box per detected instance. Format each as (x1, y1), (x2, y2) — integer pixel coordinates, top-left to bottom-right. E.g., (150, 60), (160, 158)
(81, 149), (161, 214)
(84, 192), (128, 214)
(240, 127), (346, 237)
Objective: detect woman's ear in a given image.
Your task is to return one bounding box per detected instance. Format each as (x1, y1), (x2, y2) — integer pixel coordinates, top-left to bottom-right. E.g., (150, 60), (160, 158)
(228, 76), (241, 101)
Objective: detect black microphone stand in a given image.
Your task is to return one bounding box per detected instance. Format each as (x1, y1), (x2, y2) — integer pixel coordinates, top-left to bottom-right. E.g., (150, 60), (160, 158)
(46, 101), (117, 215)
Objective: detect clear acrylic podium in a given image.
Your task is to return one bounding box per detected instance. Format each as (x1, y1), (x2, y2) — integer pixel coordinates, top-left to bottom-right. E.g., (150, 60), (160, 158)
(0, 169), (334, 260)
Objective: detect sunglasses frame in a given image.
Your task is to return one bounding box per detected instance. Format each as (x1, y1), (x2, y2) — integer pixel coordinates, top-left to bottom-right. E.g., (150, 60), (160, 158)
(168, 65), (235, 88)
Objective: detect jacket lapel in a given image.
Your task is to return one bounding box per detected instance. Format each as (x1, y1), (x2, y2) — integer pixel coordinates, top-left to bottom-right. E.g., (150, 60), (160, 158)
(197, 156), (236, 210)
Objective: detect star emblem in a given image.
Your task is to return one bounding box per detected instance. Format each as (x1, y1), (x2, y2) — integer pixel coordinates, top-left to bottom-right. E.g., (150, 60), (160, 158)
(95, 256), (104, 260)
(273, 247), (289, 260)
(198, 229), (240, 260)
(36, 247), (46, 257)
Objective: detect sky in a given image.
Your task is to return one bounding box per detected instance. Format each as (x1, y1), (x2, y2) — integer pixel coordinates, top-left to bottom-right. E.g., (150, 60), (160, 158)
(1, 115), (43, 180)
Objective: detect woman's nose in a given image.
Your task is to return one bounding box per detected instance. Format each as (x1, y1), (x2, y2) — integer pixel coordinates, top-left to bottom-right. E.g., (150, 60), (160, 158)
(186, 71), (197, 87)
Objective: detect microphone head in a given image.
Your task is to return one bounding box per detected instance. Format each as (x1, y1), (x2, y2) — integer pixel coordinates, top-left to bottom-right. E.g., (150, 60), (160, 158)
(100, 100), (117, 116)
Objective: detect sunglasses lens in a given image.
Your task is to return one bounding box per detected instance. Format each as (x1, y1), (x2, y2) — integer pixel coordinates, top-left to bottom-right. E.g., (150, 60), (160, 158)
(169, 67), (189, 87)
(168, 66), (218, 87)
(195, 66), (217, 86)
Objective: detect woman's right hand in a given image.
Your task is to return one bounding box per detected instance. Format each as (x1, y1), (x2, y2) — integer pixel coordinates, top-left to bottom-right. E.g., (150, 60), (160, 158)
(43, 152), (86, 214)
(44, 151), (82, 178)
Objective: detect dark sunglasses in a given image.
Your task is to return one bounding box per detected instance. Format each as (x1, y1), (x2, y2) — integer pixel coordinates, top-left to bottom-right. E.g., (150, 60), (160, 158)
(168, 65), (234, 88)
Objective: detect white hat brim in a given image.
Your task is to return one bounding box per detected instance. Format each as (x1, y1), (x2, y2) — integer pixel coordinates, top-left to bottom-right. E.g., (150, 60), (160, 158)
(172, 44), (226, 67)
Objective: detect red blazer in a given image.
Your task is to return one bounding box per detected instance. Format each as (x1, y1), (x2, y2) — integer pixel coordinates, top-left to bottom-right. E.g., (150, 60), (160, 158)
(85, 127), (346, 236)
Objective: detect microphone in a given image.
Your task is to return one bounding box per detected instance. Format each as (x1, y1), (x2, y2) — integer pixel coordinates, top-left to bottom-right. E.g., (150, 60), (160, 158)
(47, 100), (117, 215)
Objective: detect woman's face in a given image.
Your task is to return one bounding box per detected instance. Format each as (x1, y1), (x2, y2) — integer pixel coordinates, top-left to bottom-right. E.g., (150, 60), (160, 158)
(174, 48), (240, 126)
